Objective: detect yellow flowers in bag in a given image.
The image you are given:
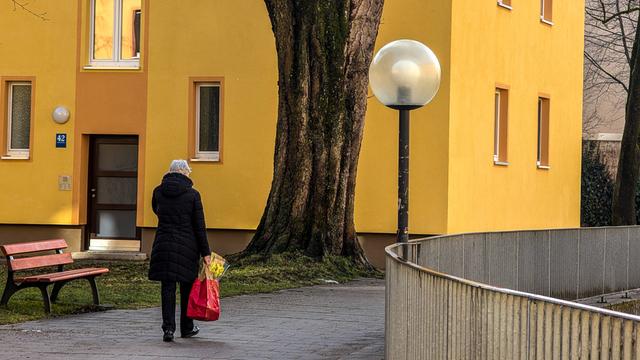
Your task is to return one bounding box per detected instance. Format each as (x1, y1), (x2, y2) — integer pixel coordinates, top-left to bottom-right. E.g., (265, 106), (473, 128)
(209, 262), (225, 278)
(207, 252), (230, 280)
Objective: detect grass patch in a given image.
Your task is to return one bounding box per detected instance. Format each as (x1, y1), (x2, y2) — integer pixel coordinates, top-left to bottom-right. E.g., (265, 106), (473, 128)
(608, 300), (640, 315)
(0, 252), (380, 325)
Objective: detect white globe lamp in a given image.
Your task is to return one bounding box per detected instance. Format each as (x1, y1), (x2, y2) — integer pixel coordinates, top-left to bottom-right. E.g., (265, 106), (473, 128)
(369, 39), (441, 109)
(52, 106), (70, 124)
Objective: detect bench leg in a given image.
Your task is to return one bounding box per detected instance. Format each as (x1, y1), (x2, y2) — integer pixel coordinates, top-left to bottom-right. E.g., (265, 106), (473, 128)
(50, 281), (68, 303)
(87, 277), (100, 305)
(0, 282), (17, 307)
(38, 285), (51, 314)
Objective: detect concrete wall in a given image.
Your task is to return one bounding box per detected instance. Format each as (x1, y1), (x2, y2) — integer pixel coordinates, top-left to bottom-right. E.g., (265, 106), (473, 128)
(0, 225), (83, 253)
(0, 222), (397, 269)
(386, 230), (640, 360)
(141, 228), (396, 269)
(414, 226), (640, 300)
(584, 137), (621, 179)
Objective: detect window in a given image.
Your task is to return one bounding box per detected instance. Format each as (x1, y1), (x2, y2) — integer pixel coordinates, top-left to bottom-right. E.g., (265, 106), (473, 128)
(5, 81), (33, 158)
(540, 0), (552, 24)
(537, 97), (550, 168)
(90, 0), (142, 67)
(494, 87), (509, 165)
(193, 82), (222, 161)
(497, 0), (512, 10)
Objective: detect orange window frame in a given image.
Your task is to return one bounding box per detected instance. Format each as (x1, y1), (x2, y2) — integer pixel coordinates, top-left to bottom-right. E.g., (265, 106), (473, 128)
(188, 77), (224, 163)
(537, 96), (550, 168)
(494, 86), (509, 165)
(1, 77), (36, 160)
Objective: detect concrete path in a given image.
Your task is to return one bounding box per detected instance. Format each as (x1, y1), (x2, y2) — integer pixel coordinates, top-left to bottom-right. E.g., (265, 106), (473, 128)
(0, 279), (384, 360)
(575, 287), (640, 308)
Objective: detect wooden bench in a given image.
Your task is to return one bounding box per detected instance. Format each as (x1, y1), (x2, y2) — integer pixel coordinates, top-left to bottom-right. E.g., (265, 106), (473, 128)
(0, 239), (109, 313)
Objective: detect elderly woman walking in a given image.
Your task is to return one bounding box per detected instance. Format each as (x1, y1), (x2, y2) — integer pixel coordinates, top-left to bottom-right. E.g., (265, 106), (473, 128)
(148, 160), (211, 342)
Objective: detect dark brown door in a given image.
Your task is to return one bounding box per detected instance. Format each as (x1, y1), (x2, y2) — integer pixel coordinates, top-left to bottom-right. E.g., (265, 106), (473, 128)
(88, 136), (140, 244)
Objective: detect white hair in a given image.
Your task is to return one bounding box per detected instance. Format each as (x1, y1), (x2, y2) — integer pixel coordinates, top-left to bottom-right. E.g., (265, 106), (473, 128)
(168, 160), (192, 176)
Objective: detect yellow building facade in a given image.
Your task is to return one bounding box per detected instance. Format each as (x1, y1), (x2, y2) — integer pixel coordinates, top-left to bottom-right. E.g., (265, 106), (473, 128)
(0, 0), (583, 267)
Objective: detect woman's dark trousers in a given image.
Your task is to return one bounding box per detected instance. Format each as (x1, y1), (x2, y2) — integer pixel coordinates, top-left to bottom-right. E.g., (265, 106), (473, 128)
(161, 281), (193, 334)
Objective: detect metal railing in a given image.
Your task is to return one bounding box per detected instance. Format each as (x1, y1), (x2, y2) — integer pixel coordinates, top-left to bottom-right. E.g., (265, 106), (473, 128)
(385, 227), (640, 359)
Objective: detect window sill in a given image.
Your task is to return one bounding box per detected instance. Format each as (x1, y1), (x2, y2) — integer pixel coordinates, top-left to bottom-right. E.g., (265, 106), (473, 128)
(494, 160), (510, 166)
(83, 65), (141, 71)
(189, 158), (220, 163)
(540, 17), (554, 26)
(537, 163), (550, 170)
(1, 155), (30, 160)
(497, 2), (512, 10)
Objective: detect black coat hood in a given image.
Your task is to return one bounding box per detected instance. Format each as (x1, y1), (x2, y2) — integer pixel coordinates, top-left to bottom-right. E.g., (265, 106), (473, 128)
(159, 173), (193, 198)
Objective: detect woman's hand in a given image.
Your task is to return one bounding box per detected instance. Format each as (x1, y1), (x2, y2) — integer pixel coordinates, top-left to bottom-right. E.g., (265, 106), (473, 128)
(204, 255), (211, 265)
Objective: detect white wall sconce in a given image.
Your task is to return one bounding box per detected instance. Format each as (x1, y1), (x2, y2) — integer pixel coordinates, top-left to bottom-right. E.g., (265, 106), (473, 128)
(52, 106), (70, 124)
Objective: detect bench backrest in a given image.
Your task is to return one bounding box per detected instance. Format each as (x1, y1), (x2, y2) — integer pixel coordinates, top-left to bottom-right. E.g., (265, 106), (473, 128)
(0, 239), (73, 271)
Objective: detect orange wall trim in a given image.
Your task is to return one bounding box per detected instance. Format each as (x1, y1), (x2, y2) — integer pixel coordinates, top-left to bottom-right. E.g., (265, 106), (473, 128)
(72, 0), (149, 226)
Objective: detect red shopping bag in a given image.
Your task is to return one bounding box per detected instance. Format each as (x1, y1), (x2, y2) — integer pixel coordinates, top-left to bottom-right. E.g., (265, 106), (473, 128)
(187, 265), (220, 321)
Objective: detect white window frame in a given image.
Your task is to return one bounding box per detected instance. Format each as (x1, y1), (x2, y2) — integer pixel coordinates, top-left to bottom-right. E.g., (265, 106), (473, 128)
(195, 83), (221, 161)
(537, 98), (542, 165)
(89, 0), (141, 68)
(497, 0), (512, 10)
(494, 89), (509, 166)
(6, 82), (32, 158)
(494, 90), (501, 163)
(540, 0), (554, 25)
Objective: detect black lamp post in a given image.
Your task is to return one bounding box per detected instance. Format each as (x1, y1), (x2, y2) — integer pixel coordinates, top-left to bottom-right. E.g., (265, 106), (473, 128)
(369, 40), (442, 244)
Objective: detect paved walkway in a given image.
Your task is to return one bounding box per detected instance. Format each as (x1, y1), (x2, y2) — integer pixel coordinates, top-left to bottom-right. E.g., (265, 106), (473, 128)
(575, 287), (640, 312)
(0, 279), (384, 360)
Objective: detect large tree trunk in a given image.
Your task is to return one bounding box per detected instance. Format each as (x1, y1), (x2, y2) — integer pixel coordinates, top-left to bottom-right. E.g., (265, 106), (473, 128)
(243, 0), (384, 266)
(613, 22), (640, 225)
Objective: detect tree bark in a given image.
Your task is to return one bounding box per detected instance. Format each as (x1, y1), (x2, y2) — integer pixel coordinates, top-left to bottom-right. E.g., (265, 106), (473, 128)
(243, 0), (384, 266)
(613, 20), (640, 225)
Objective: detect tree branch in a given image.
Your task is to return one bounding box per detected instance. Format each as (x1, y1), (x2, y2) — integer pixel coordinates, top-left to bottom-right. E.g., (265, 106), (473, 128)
(615, 0), (632, 64)
(599, 0), (639, 24)
(585, 50), (630, 92)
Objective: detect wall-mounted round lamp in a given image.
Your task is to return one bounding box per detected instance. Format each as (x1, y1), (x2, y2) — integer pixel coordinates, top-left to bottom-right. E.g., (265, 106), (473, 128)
(52, 106), (70, 124)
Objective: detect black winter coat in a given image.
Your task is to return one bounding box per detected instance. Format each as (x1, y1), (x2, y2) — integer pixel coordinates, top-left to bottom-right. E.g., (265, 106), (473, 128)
(148, 173), (211, 283)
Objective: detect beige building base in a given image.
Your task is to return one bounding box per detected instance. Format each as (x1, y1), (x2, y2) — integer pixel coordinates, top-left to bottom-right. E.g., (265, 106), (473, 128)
(89, 239), (141, 252)
(142, 228), (400, 269)
(0, 224), (405, 269)
(72, 250), (147, 261)
(0, 224), (84, 253)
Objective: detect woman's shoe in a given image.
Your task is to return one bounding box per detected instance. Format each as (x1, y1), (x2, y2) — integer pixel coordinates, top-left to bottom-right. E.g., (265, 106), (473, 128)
(163, 330), (174, 342)
(181, 325), (200, 338)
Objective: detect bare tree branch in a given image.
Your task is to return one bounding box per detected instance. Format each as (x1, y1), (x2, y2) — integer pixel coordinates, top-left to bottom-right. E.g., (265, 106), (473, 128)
(586, 51), (630, 92)
(616, 0), (632, 63)
(599, 0), (640, 24)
